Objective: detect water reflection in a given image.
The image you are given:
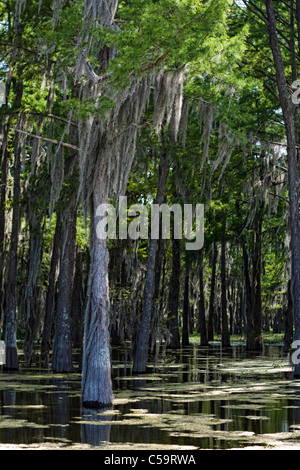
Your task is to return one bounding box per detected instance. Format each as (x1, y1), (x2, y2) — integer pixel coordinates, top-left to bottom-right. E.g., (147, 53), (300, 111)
(81, 408), (112, 446)
(0, 344), (300, 449)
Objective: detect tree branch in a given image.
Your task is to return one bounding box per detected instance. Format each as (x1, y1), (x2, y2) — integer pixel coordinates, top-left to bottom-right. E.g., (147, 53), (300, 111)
(15, 130), (79, 151)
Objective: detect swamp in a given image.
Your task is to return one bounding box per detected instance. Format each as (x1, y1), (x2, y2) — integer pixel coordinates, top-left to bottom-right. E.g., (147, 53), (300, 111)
(1, 339), (300, 450)
(3, 0), (300, 452)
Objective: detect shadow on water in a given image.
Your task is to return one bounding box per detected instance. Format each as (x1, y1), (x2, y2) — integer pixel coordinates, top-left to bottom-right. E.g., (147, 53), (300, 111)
(1, 343), (300, 449)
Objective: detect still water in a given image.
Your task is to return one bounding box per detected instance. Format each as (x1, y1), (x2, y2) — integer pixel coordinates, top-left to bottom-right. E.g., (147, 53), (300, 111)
(1, 344), (300, 449)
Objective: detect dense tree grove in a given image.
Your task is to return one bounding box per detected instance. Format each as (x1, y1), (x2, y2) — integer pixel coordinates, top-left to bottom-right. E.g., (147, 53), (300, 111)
(1, 0), (300, 407)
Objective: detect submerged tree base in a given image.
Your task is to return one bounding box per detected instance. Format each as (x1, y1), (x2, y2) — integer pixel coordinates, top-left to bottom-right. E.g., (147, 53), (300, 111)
(3, 347), (19, 371)
(82, 401), (113, 409)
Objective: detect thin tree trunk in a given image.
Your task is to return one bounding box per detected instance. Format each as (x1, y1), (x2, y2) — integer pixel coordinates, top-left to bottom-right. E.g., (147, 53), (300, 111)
(242, 240), (254, 350)
(182, 257), (190, 346)
(207, 242), (217, 342)
(265, 0), (300, 375)
(167, 235), (181, 349)
(198, 249), (208, 346)
(41, 211), (62, 368)
(251, 218), (264, 351)
(71, 250), (84, 350)
(284, 279), (293, 353)
(221, 218), (230, 347)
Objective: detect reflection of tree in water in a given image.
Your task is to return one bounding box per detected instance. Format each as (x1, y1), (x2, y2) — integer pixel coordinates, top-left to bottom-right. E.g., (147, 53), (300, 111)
(81, 408), (112, 446)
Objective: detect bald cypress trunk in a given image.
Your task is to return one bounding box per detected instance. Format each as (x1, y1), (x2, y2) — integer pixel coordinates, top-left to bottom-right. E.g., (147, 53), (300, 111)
(167, 235), (181, 349)
(221, 218), (230, 348)
(182, 258), (190, 346)
(41, 211), (62, 368)
(207, 243), (217, 342)
(251, 218), (264, 351)
(81, 176), (113, 408)
(4, 111), (24, 370)
(265, 0), (300, 375)
(0, 128), (8, 330)
(52, 200), (77, 373)
(198, 249), (208, 346)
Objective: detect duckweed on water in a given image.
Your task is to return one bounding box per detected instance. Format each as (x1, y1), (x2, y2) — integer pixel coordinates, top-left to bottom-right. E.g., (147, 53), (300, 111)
(1, 344), (300, 449)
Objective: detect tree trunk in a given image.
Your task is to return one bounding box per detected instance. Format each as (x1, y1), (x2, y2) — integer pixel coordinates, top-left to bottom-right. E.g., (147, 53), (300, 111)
(133, 149), (170, 373)
(198, 249), (208, 346)
(23, 217), (43, 366)
(242, 240), (254, 350)
(41, 211), (62, 368)
(0, 127), (8, 330)
(4, 110), (24, 370)
(71, 250), (84, 350)
(182, 257), (190, 346)
(207, 243), (217, 342)
(167, 236), (181, 349)
(265, 0), (300, 374)
(284, 279), (294, 353)
(221, 218), (230, 347)
(81, 176), (113, 408)
(52, 201), (77, 373)
(251, 218), (264, 351)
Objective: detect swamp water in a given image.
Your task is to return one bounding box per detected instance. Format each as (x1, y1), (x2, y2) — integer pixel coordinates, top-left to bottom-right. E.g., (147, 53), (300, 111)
(1, 344), (300, 450)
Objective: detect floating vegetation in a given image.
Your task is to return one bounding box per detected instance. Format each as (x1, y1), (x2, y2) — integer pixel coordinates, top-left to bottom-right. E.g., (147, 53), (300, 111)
(1, 345), (300, 449)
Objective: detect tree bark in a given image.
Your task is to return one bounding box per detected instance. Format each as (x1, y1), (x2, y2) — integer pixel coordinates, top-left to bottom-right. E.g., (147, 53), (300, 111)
(23, 217), (43, 366)
(4, 109), (24, 370)
(81, 176), (113, 408)
(221, 218), (230, 347)
(182, 257), (190, 346)
(207, 243), (217, 342)
(167, 235), (181, 349)
(41, 211), (62, 368)
(242, 240), (254, 350)
(52, 201), (77, 373)
(71, 250), (84, 350)
(265, 0), (300, 375)
(284, 279), (294, 353)
(251, 217), (264, 351)
(198, 249), (208, 346)
(0, 126), (9, 330)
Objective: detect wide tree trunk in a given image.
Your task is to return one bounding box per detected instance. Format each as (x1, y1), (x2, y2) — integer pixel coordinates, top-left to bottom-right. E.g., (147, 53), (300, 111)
(265, 0), (300, 375)
(81, 176), (113, 408)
